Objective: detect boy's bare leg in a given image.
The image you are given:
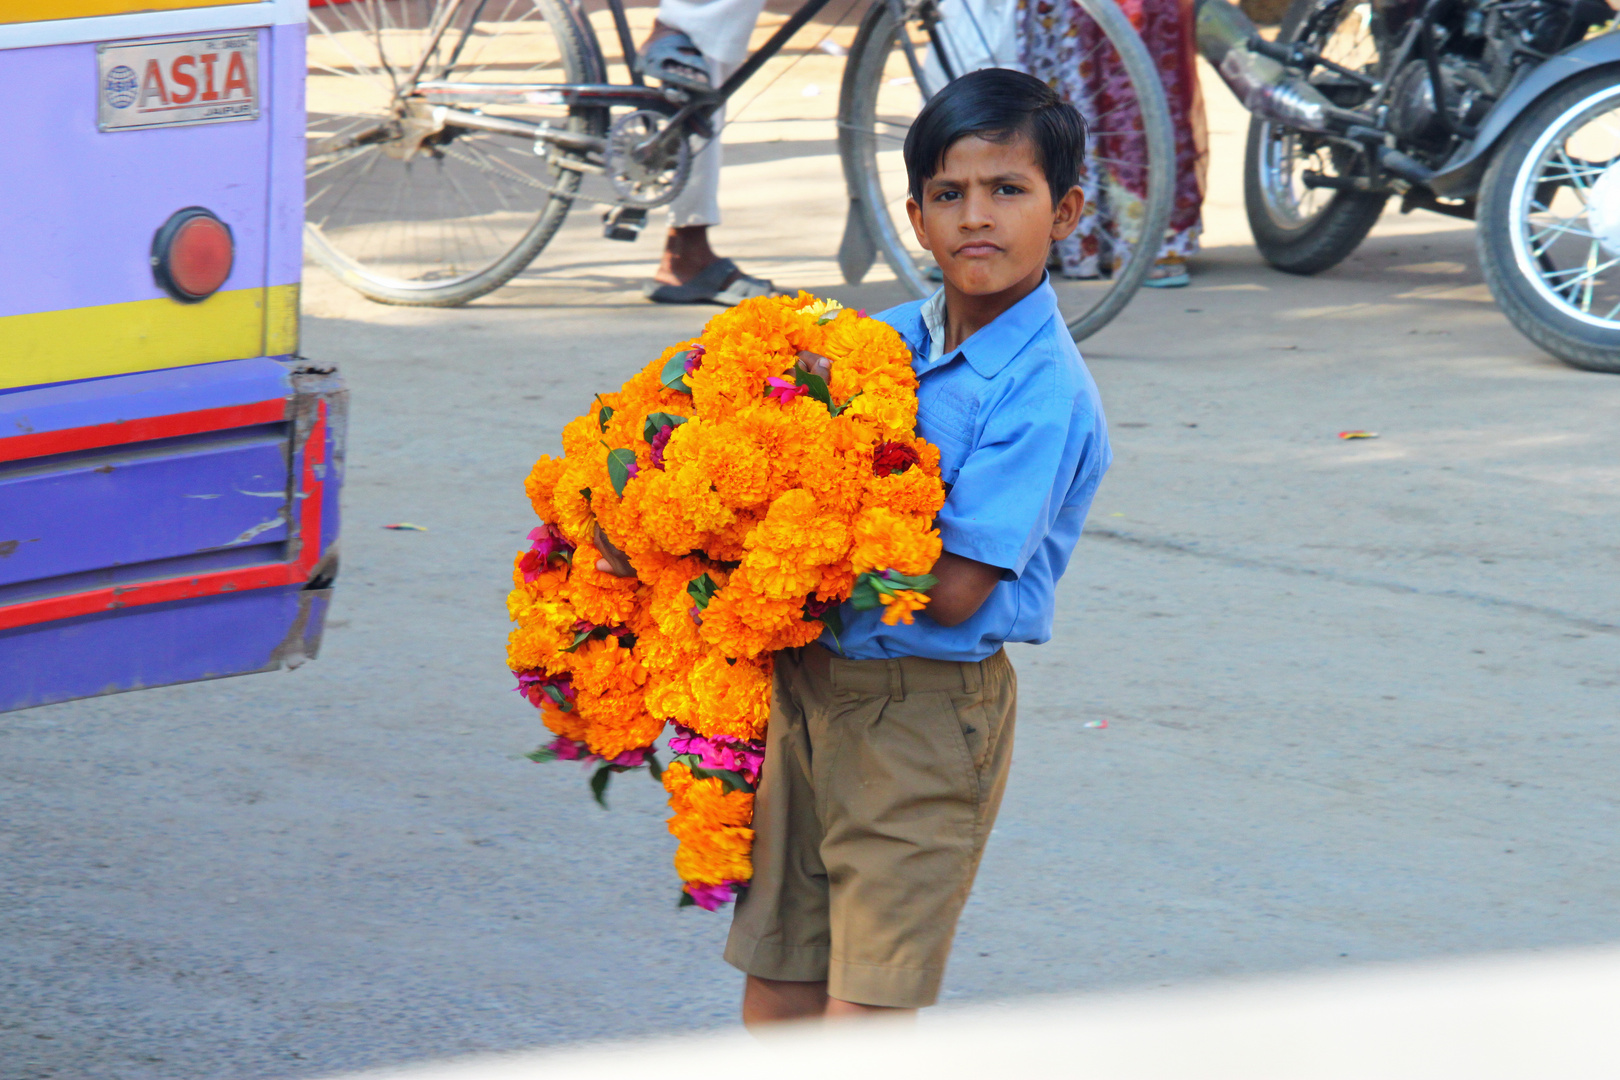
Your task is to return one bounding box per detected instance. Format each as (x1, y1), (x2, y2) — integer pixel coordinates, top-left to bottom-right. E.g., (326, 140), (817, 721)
(742, 977), (919, 1026)
(742, 975), (828, 1026)
(825, 998), (918, 1021)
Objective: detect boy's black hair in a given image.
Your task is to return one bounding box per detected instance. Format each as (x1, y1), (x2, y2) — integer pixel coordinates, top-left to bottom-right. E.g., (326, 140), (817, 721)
(903, 67), (1087, 204)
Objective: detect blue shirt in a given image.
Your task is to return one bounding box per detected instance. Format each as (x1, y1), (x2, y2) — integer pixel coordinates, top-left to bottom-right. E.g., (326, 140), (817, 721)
(823, 277), (1111, 662)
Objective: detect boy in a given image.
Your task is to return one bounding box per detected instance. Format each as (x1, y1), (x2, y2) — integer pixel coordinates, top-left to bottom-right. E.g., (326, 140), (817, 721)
(725, 68), (1111, 1022)
(599, 68), (1110, 1021)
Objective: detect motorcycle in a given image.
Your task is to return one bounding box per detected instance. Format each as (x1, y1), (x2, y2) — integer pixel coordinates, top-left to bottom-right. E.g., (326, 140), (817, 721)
(1197, 0), (1620, 372)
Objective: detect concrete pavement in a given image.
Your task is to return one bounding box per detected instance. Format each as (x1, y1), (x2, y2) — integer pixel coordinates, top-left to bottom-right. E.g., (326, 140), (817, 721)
(4, 56), (1620, 1080)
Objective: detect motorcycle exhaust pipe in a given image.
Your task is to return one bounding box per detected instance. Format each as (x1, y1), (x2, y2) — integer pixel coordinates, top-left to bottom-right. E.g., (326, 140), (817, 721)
(1195, 0), (1343, 133)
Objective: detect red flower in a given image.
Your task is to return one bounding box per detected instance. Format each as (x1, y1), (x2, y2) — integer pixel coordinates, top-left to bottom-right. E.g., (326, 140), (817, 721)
(872, 441), (921, 477)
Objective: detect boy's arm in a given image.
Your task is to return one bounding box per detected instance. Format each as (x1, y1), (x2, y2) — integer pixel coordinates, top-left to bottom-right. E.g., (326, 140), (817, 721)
(925, 551), (1002, 627)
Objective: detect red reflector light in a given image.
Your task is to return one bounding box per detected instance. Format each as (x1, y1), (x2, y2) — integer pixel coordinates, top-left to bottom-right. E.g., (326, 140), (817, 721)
(152, 208), (234, 302)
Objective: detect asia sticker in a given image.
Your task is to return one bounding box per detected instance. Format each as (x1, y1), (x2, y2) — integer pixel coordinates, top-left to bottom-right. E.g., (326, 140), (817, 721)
(98, 32), (259, 132)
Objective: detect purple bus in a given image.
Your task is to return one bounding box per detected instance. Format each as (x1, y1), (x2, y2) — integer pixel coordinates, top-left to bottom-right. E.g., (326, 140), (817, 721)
(0, 0), (344, 712)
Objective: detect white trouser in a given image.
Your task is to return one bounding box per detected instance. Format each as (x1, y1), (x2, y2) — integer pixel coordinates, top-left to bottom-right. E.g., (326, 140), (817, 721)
(657, 0), (767, 228)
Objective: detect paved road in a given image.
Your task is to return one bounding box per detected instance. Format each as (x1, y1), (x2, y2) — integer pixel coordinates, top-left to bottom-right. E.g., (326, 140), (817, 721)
(5, 65), (1620, 1080)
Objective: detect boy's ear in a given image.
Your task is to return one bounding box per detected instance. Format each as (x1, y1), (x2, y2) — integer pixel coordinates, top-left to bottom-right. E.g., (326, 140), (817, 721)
(905, 195), (934, 253)
(1050, 184), (1084, 243)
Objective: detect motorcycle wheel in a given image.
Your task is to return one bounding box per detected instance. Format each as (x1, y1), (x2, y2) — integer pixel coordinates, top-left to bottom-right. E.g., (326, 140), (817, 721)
(1477, 68), (1620, 373)
(1243, 0), (1388, 275)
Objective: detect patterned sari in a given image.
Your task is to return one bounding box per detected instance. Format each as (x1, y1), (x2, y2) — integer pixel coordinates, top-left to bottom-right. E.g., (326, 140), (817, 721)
(1019, 0), (1208, 276)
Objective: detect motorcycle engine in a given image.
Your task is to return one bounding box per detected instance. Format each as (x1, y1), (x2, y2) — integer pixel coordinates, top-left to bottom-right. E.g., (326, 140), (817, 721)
(1386, 58), (1496, 154)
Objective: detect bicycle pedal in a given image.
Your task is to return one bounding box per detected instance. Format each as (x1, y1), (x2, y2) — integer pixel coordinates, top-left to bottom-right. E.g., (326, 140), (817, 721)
(602, 205), (648, 242)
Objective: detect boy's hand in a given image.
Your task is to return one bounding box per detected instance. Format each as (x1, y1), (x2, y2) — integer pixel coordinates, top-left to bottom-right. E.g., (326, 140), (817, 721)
(594, 524), (636, 577)
(796, 351), (832, 381)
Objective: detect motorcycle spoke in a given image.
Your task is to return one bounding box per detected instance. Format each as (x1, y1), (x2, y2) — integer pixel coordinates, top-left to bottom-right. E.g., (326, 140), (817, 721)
(1527, 213), (1597, 258)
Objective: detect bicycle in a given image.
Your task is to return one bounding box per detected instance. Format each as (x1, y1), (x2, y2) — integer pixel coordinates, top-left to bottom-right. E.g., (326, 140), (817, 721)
(305, 0), (1175, 339)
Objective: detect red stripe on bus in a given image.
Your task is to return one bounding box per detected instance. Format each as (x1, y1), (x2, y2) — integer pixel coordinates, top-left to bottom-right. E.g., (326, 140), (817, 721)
(0, 399), (289, 463)
(0, 400), (329, 631)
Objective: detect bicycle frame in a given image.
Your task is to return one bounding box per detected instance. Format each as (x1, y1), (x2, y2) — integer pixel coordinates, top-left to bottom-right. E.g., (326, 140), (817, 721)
(400, 0), (940, 166)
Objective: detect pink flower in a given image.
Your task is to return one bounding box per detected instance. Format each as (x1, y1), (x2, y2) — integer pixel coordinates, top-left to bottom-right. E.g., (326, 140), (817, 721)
(545, 734), (591, 761)
(515, 670), (575, 711)
(649, 423), (675, 469)
(765, 376), (807, 406)
(684, 881), (740, 911)
(684, 344), (705, 375)
(669, 725), (764, 786)
(520, 523), (575, 581)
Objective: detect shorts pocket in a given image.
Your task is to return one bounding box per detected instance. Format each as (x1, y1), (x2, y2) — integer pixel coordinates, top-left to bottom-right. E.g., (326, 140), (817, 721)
(944, 688), (996, 796)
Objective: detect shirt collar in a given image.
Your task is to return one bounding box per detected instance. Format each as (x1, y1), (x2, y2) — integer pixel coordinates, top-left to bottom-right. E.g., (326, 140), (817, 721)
(915, 275), (1061, 379)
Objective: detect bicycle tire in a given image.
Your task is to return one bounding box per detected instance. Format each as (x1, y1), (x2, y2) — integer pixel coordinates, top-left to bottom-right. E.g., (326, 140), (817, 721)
(305, 0), (606, 307)
(837, 0), (1175, 342)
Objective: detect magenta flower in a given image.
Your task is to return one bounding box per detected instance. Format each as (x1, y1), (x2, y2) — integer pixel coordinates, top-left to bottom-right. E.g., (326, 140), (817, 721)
(545, 734), (591, 761)
(519, 523), (575, 581)
(684, 344), (705, 375)
(765, 376), (808, 406)
(649, 423), (675, 469)
(669, 725), (764, 786)
(514, 670), (575, 711)
(684, 880), (740, 911)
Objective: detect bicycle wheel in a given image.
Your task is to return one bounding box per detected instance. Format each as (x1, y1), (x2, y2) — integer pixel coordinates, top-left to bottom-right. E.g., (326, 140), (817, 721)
(838, 0), (1175, 341)
(305, 0), (606, 306)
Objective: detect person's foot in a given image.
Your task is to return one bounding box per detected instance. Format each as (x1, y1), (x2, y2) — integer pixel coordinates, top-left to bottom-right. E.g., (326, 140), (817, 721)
(638, 23), (711, 92)
(645, 226), (785, 305)
(1141, 254), (1190, 289)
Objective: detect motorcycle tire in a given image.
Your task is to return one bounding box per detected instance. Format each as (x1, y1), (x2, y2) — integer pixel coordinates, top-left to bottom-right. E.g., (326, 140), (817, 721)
(1242, 0), (1388, 275)
(1477, 68), (1620, 373)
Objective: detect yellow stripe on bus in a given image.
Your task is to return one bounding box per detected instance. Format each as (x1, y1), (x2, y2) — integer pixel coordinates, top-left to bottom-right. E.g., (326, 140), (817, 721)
(0, 0), (256, 25)
(0, 284), (299, 390)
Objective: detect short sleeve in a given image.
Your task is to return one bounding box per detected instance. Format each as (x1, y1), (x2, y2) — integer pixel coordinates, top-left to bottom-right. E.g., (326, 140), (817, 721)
(935, 361), (1095, 577)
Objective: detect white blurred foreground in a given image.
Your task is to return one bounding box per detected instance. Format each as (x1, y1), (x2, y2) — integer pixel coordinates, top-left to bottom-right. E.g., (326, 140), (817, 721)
(327, 946), (1620, 1080)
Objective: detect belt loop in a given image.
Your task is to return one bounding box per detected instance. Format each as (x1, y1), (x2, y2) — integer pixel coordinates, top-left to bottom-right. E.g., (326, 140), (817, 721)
(961, 659), (981, 695)
(887, 659), (906, 702)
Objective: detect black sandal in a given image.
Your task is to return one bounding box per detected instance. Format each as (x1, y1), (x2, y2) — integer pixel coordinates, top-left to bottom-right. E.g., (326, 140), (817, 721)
(636, 31), (711, 93)
(643, 258), (780, 306)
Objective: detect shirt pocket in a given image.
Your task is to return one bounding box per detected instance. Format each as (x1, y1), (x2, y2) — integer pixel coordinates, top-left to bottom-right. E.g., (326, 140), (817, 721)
(918, 390), (979, 484)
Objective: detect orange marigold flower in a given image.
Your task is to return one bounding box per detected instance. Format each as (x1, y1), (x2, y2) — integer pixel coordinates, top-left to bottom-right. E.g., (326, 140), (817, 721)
(878, 588), (931, 626)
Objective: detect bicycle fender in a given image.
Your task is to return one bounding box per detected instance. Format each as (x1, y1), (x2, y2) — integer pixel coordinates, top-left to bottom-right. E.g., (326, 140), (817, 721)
(1429, 30), (1620, 198)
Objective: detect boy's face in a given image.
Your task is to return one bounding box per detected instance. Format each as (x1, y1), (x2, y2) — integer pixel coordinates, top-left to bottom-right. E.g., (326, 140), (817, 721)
(906, 133), (1083, 300)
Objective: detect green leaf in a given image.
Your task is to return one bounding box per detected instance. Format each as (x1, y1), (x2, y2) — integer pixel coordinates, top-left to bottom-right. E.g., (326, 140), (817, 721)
(819, 604), (843, 638)
(579, 487), (592, 502)
(606, 447), (638, 497)
(561, 627), (595, 653)
(850, 571), (938, 611)
(540, 683), (574, 711)
(686, 573), (719, 611)
(525, 746), (558, 764)
(885, 571), (939, 592)
(678, 890), (697, 908)
(646, 750), (664, 782)
(643, 411), (688, 444)
(590, 764), (613, 808)
(792, 367), (832, 408)
(597, 405), (614, 432)
(660, 351), (693, 394)
(673, 753), (751, 793)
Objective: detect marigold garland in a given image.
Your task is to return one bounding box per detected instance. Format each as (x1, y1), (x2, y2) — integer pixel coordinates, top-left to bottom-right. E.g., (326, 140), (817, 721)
(508, 294), (945, 908)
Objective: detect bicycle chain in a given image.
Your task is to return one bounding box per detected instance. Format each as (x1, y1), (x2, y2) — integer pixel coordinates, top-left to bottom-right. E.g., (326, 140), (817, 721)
(442, 144), (686, 210)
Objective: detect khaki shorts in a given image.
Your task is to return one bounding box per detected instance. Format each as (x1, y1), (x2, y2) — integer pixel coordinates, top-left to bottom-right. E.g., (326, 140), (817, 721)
(724, 643), (1017, 1008)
